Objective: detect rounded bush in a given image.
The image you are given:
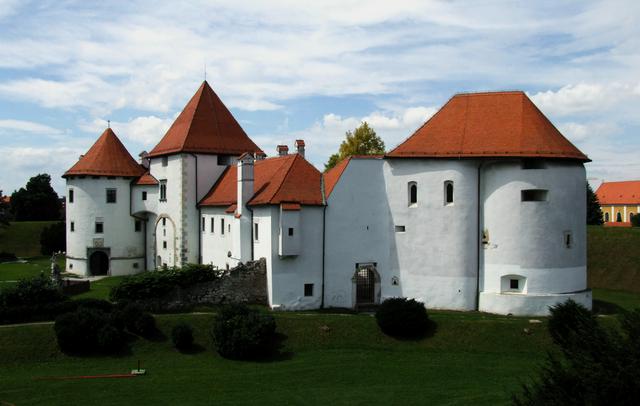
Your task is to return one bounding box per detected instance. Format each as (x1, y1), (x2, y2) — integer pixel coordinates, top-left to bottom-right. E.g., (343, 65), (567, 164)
(133, 313), (157, 337)
(54, 308), (109, 354)
(172, 322), (194, 350)
(74, 298), (114, 313)
(97, 324), (125, 353)
(211, 304), (276, 360)
(375, 298), (431, 338)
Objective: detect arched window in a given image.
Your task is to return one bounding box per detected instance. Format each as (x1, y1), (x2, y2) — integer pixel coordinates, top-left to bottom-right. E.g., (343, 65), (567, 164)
(444, 181), (454, 205)
(605, 212), (609, 222)
(408, 182), (417, 206)
(629, 213), (635, 222)
(617, 212), (622, 222)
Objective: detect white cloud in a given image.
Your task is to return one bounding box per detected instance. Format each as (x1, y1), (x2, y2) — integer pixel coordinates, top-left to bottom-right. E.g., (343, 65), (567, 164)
(0, 119), (62, 134)
(530, 83), (640, 116)
(80, 115), (174, 147)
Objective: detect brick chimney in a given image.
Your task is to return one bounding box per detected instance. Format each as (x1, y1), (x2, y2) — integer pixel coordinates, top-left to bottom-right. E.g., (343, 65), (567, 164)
(295, 140), (305, 158)
(277, 145), (289, 156)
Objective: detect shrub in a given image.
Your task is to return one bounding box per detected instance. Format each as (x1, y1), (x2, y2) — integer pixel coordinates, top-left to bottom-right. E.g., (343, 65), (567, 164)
(0, 276), (66, 308)
(40, 221), (66, 256)
(73, 298), (114, 313)
(109, 264), (221, 303)
(0, 252), (17, 263)
(513, 300), (640, 405)
(54, 307), (126, 355)
(211, 304), (276, 360)
(134, 313), (157, 337)
(375, 298), (432, 338)
(172, 322), (194, 350)
(97, 324), (125, 353)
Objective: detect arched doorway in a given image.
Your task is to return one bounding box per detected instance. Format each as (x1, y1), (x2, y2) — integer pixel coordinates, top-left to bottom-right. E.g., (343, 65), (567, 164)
(353, 263), (380, 307)
(89, 251), (109, 276)
(617, 212), (622, 222)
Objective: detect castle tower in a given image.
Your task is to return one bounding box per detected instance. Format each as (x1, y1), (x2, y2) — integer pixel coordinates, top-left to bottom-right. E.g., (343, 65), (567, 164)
(63, 128), (146, 276)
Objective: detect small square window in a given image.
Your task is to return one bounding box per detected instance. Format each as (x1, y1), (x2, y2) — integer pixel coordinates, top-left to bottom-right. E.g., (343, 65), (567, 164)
(133, 263), (139, 269)
(288, 227), (294, 236)
(521, 189), (548, 202)
(70, 221), (75, 232)
(142, 191), (147, 201)
(304, 283), (314, 297)
(95, 222), (104, 234)
(510, 279), (519, 290)
(69, 263), (73, 270)
(106, 188), (117, 203)
(135, 220), (142, 232)
(395, 225), (406, 232)
(161, 156), (168, 167)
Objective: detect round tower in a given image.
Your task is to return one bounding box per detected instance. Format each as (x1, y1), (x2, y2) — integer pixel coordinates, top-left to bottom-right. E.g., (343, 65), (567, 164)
(63, 128), (146, 276)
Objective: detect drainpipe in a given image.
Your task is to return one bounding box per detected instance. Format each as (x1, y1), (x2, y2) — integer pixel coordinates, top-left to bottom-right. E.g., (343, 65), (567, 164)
(320, 176), (327, 309)
(247, 206), (254, 261)
(476, 160), (488, 311)
(190, 154), (201, 264)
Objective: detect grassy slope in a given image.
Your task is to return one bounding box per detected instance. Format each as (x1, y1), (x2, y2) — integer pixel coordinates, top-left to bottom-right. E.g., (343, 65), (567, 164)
(588, 225), (640, 292)
(0, 221), (58, 257)
(0, 312), (551, 405)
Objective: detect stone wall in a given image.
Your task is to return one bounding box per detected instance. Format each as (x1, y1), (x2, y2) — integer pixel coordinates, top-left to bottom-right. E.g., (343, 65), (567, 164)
(160, 258), (268, 310)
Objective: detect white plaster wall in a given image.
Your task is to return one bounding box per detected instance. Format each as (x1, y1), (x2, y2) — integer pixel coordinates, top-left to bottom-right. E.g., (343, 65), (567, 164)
(253, 206), (274, 305)
(131, 184), (158, 214)
(384, 159), (480, 310)
(200, 207), (237, 270)
(65, 177), (144, 276)
(278, 209), (301, 256)
(479, 160), (590, 315)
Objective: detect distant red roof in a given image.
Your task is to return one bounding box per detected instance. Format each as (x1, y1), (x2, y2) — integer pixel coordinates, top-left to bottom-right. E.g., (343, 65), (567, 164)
(148, 81), (263, 157)
(135, 171), (159, 186)
(323, 155), (384, 199)
(64, 128), (145, 178)
(199, 154), (323, 207)
(596, 181), (640, 205)
(387, 91), (589, 161)
(0, 196), (9, 204)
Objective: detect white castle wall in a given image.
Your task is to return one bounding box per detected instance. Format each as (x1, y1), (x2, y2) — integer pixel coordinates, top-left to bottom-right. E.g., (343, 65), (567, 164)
(479, 160), (591, 315)
(66, 176), (144, 276)
(200, 208), (236, 270)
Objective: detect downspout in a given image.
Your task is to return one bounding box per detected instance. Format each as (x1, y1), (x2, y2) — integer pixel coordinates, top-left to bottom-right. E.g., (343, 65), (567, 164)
(190, 154), (201, 264)
(247, 206), (254, 261)
(475, 160), (487, 311)
(320, 176), (327, 309)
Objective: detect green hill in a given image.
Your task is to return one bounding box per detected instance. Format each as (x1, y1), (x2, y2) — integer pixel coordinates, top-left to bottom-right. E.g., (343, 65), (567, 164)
(588, 225), (640, 293)
(0, 221), (58, 257)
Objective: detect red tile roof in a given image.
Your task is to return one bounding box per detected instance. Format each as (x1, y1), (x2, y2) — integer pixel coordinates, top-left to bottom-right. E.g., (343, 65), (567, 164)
(323, 155), (384, 199)
(387, 91), (589, 161)
(64, 128), (145, 178)
(135, 171), (159, 185)
(148, 81), (263, 157)
(1, 196), (9, 204)
(199, 154), (324, 207)
(596, 181), (640, 205)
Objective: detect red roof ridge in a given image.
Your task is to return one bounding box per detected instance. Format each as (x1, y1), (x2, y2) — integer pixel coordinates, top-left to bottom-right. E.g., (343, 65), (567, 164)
(323, 156), (352, 198)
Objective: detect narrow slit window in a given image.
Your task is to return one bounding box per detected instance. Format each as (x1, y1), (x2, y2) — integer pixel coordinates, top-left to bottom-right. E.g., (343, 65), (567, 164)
(605, 212), (610, 222)
(161, 156), (168, 167)
(202, 217), (205, 232)
(254, 223), (259, 241)
(70, 221), (75, 232)
(142, 191), (147, 201)
(221, 218), (225, 235)
(159, 180), (167, 201)
(288, 227), (294, 236)
(162, 217), (166, 226)
(135, 220), (142, 232)
(210, 218), (214, 233)
(163, 241), (167, 249)
(444, 181), (454, 205)
(564, 231), (572, 249)
(68, 189), (74, 203)
(521, 189), (548, 202)
(408, 182), (417, 206)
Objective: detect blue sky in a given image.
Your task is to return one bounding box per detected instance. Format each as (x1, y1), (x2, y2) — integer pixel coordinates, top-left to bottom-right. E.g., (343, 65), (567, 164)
(0, 0), (639, 195)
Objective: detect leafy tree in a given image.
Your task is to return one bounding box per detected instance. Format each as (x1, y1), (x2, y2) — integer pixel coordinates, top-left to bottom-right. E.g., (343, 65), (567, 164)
(11, 174), (61, 221)
(40, 222), (66, 255)
(512, 300), (640, 405)
(324, 122), (385, 171)
(586, 183), (603, 225)
(0, 189), (9, 227)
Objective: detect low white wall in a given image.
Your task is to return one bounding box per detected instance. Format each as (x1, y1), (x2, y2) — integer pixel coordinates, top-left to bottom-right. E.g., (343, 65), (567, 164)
(479, 289), (592, 316)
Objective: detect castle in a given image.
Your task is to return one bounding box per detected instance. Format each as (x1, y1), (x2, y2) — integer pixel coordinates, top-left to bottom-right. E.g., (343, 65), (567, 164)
(64, 81), (592, 315)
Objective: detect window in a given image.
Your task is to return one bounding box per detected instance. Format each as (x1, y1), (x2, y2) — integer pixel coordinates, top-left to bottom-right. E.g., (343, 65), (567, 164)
(522, 159), (546, 169)
(162, 217), (166, 226)
(159, 180), (167, 201)
(228, 224), (231, 233)
(69, 263), (73, 270)
(68, 189), (74, 203)
(395, 225), (406, 232)
(163, 241), (167, 249)
(163, 229), (166, 236)
(142, 191), (147, 201)
(521, 189), (548, 202)
(408, 182), (417, 206)
(254, 223), (259, 241)
(161, 156), (168, 167)
(221, 218), (225, 235)
(210, 217), (215, 233)
(304, 283), (314, 297)
(510, 279), (519, 290)
(288, 227), (294, 236)
(217, 155), (232, 166)
(202, 217), (205, 232)
(70, 221), (75, 232)
(135, 220), (142, 232)
(95, 221), (103, 234)
(564, 231), (572, 249)
(106, 188), (117, 203)
(605, 212), (610, 222)
(630, 213), (635, 222)
(444, 181), (454, 205)
(617, 212), (622, 222)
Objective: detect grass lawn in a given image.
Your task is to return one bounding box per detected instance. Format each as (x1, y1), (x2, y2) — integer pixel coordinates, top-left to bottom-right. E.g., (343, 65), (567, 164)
(588, 225), (640, 293)
(0, 256), (65, 290)
(0, 221), (58, 257)
(0, 311), (551, 405)
(72, 276), (129, 300)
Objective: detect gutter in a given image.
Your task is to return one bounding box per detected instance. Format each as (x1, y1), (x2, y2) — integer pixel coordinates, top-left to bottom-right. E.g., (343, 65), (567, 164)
(475, 160), (489, 311)
(190, 154), (201, 264)
(320, 176), (327, 309)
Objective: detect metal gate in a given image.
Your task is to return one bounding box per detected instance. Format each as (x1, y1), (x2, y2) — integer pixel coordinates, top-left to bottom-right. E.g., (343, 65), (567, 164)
(356, 267), (376, 305)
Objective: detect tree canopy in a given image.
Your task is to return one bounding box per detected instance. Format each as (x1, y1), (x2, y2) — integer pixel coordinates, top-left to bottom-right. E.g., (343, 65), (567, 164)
(11, 174), (62, 221)
(586, 183), (603, 225)
(0, 190), (10, 227)
(324, 122), (385, 171)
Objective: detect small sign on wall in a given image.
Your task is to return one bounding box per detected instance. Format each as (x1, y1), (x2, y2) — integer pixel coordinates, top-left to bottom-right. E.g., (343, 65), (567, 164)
(93, 238), (104, 247)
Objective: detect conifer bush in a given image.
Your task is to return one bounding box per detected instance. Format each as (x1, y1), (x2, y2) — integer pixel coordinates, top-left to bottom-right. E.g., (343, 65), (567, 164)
(211, 304), (276, 360)
(375, 297), (433, 338)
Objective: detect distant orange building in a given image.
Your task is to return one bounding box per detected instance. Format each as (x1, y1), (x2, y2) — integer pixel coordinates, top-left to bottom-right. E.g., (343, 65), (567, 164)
(595, 181), (640, 225)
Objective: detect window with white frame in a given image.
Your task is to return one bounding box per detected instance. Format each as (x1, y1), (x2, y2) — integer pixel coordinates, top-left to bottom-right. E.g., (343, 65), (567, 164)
(444, 181), (454, 205)
(408, 181), (418, 207)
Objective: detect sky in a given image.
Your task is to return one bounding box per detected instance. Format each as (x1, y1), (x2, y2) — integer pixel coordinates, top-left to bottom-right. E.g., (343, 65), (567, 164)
(0, 0), (639, 196)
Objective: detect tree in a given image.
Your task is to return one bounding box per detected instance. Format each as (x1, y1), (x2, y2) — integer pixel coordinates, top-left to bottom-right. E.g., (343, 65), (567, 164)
(40, 222), (66, 255)
(324, 122), (385, 171)
(11, 174), (61, 221)
(586, 183), (603, 225)
(0, 190), (10, 227)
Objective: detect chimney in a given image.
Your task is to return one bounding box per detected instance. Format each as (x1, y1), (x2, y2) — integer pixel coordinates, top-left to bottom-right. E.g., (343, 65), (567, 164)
(295, 140), (305, 158)
(237, 153), (254, 217)
(277, 145), (289, 156)
(138, 150), (150, 169)
(255, 152), (266, 160)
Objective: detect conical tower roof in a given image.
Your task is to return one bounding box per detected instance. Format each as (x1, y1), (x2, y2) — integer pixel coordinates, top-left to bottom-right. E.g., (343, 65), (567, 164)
(387, 91), (589, 161)
(64, 128), (145, 178)
(148, 81), (263, 157)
